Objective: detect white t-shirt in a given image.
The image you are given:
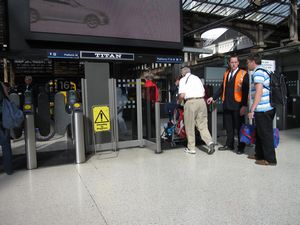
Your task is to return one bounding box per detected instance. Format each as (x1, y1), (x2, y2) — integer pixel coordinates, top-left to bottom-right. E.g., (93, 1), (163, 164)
(178, 73), (205, 99)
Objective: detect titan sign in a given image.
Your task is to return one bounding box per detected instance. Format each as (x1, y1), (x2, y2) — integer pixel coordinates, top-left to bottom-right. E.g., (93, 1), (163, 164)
(80, 51), (134, 61)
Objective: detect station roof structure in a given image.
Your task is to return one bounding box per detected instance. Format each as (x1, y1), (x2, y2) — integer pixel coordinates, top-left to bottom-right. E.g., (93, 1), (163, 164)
(182, 0), (300, 56)
(182, 0), (300, 26)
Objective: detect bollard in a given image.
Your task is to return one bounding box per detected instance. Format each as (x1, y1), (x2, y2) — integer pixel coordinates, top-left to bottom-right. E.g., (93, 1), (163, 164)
(25, 114), (37, 169)
(155, 102), (162, 154)
(211, 103), (217, 144)
(74, 111), (85, 163)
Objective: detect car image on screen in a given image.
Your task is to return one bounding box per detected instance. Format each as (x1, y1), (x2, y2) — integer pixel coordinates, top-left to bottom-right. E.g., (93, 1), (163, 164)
(30, 0), (109, 28)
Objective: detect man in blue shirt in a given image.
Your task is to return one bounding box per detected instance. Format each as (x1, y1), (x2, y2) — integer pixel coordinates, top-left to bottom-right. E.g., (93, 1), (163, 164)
(247, 54), (277, 166)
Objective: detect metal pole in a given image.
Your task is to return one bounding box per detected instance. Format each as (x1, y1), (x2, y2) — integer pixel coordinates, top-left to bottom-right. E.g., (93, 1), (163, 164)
(25, 114), (37, 169)
(81, 78), (90, 152)
(273, 113), (277, 128)
(109, 79), (117, 152)
(211, 104), (217, 144)
(9, 61), (15, 87)
(136, 79), (143, 147)
(146, 88), (151, 139)
(248, 70), (253, 125)
(155, 102), (162, 154)
(74, 111), (85, 164)
(3, 58), (8, 83)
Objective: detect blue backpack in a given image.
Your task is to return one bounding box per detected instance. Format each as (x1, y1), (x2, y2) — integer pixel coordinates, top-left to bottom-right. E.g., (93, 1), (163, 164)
(1, 83), (24, 129)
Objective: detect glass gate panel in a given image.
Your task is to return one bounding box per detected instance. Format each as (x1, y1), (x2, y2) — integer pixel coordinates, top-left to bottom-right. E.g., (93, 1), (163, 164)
(116, 79), (138, 142)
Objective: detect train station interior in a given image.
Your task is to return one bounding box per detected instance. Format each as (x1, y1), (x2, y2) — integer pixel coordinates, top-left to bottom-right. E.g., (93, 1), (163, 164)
(1, 0), (300, 224)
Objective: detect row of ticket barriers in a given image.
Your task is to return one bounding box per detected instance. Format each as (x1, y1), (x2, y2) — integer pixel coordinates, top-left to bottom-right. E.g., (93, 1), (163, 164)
(9, 89), (86, 170)
(13, 80), (300, 170)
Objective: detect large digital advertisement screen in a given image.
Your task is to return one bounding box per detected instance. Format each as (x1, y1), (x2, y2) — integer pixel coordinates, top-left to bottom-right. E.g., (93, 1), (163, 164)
(29, 0), (181, 45)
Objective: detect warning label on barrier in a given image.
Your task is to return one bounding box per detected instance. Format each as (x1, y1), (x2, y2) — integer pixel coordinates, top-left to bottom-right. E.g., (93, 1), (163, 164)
(92, 105), (110, 132)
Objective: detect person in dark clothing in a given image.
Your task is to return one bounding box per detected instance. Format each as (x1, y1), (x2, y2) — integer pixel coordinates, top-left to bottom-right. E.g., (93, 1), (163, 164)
(207, 55), (249, 154)
(170, 75), (181, 102)
(0, 82), (13, 175)
(167, 75), (181, 120)
(19, 75), (37, 107)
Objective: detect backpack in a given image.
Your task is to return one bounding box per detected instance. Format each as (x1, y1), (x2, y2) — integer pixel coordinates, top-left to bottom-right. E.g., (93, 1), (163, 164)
(0, 82), (24, 129)
(2, 98), (24, 129)
(256, 68), (287, 107)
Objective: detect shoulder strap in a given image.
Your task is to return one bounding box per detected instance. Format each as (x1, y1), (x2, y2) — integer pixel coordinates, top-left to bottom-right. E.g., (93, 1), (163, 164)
(255, 67), (270, 75)
(254, 68), (271, 90)
(185, 74), (191, 85)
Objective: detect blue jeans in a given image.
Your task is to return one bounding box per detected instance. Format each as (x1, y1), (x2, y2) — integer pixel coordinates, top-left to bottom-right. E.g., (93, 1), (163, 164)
(0, 128), (13, 174)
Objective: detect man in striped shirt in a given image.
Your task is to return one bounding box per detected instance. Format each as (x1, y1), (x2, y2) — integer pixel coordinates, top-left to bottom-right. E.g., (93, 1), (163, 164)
(247, 54), (277, 166)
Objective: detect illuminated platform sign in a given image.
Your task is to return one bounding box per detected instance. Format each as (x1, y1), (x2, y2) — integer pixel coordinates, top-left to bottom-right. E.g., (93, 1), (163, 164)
(156, 56), (183, 64)
(47, 51), (80, 59)
(80, 51), (134, 61)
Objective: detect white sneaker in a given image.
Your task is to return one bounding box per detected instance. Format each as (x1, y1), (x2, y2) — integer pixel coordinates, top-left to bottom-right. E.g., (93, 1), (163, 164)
(184, 148), (196, 154)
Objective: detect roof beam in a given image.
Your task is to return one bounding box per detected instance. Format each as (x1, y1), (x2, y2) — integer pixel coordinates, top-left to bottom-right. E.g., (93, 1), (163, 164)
(184, 0), (282, 37)
(183, 47), (213, 54)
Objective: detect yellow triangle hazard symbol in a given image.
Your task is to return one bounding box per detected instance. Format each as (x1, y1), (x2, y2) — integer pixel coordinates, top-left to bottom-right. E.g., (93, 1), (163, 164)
(95, 110), (109, 123)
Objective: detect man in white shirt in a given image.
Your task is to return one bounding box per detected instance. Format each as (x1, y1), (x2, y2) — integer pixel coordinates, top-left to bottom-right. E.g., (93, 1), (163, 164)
(178, 67), (215, 154)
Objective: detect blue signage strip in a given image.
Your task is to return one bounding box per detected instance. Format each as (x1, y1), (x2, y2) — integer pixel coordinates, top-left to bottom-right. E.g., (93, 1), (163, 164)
(47, 51), (80, 59)
(80, 51), (134, 61)
(156, 56), (183, 64)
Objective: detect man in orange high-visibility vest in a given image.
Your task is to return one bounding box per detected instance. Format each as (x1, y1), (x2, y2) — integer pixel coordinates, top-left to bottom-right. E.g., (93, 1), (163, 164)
(207, 54), (249, 154)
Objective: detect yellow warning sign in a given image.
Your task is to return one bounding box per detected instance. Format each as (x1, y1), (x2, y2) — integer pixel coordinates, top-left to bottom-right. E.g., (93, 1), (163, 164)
(92, 105), (110, 132)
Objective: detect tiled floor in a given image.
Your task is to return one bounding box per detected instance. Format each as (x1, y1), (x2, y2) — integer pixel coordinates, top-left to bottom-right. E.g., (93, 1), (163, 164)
(0, 128), (300, 225)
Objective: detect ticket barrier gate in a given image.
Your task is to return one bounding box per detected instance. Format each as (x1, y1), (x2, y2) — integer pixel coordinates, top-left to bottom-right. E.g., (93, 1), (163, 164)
(23, 102), (37, 170)
(73, 107), (85, 164)
(66, 91), (85, 164)
(8, 91), (37, 169)
(56, 90), (85, 164)
(9, 88), (85, 169)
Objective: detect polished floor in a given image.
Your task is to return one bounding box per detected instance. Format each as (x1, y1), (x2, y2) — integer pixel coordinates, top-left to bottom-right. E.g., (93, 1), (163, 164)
(1, 128), (300, 225)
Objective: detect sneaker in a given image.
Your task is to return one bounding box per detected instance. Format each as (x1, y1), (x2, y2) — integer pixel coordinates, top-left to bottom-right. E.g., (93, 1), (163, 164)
(184, 148), (196, 154)
(207, 143), (215, 155)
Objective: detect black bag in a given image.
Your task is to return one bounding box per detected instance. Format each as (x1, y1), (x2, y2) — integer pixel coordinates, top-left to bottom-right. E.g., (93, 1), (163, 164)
(257, 68), (287, 107)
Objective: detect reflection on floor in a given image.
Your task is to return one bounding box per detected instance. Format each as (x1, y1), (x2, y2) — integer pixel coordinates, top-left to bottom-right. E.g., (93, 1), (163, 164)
(6, 134), (69, 155)
(0, 128), (300, 225)
(0, 134), (74, 169)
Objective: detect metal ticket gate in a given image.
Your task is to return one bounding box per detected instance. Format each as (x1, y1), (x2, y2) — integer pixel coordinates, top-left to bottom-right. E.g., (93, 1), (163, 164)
(82, 62), (144, 153)
(82, 78), (143, 152)
(9, 86), (85, 170)
(81, 62), (218, 154)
